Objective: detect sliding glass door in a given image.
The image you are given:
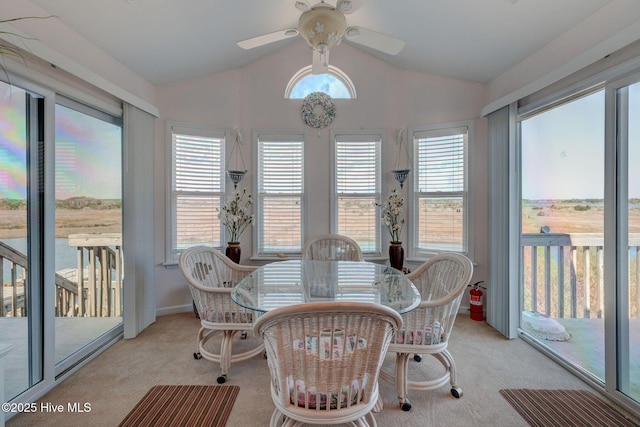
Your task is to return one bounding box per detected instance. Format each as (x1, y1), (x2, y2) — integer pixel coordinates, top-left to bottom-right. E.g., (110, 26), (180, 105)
(0, 80), (45, 400)
(520, 90), (606, 382)
(0, 78), (124, 406)
(610, 76), (640, 402)
(519, 77), (640, 408)
(53, 99), (123, 367)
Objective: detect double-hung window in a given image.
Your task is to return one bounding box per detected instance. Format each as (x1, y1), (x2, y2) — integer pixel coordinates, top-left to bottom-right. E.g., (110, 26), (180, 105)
(166, 122), (225, 263)
(411, 123), (470, 257)
(255, 133), (304, 256)
(332, 131), (381, 254)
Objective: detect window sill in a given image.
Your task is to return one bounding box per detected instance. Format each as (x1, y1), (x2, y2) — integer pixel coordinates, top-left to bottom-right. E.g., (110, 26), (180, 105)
(249, 255), (300, 264)
(407, 256), (477, 267)
(162, 261), (179, 269)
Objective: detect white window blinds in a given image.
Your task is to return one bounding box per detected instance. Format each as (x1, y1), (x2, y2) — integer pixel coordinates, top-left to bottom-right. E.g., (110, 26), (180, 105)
(334, 134), (381, 253)
(257, 135), (304, 254)
(413, 126), (468, 254)
(169, 125), (225, 262)
(416, 128), (465, 193)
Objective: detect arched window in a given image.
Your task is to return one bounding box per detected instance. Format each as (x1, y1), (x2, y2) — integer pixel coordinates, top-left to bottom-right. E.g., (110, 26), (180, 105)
(285, 65), (356, 99)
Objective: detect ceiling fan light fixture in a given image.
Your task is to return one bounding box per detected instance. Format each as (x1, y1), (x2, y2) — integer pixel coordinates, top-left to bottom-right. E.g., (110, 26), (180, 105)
(336, 0), (353, 13)
(295, 1), (311, 12)
(298, 6), (347, 52)
(345, 27), (359, 38)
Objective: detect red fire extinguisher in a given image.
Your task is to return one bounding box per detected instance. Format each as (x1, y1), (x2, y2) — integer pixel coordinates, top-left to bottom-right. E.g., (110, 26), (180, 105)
(469, 281), (485, 321)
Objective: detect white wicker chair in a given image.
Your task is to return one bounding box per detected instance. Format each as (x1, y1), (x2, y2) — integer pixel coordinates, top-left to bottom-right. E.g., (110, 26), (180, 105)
(255, 302), (402, 427)
(179, 245), (265, 384)
(381, 252), (473, 411)
(302, 234), (364, 261)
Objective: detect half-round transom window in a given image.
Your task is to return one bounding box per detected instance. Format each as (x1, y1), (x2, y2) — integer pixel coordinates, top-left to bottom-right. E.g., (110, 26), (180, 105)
(285, 65), (356, 99)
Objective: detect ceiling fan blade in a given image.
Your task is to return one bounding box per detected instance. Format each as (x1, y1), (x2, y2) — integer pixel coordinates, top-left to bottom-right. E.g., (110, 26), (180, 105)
(237, 29), (299, 50)
(312, 49), (329, 74)
(344, 26), (405, 55)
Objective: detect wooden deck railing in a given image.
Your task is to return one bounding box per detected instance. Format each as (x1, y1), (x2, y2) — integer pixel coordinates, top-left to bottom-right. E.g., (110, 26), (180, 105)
(0, 242), (27, 317)
(1, 233), (122, 318)
(522, 233), (640, 319)
(67, 233), (122, 317)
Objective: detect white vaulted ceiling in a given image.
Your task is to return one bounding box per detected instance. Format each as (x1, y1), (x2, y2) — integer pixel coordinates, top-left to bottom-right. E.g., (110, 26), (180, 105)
(27, 0), (640, 86)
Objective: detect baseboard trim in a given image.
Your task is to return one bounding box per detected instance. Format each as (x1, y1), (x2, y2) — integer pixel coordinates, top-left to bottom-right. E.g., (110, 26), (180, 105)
(156, 304), (193, 317)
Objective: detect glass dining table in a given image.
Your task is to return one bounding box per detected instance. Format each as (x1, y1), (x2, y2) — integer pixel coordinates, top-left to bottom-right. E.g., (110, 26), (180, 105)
(231, 260), (421, 314)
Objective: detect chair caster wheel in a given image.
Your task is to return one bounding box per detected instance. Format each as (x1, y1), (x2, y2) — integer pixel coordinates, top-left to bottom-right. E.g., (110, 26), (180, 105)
(217, 375), (227, 384)
(401, 401), (412, 411)
(413, 354), (422, 362)
(194, 352), (202, 360)
(451, 387), (463, 398)
(241, 332), (248, 339)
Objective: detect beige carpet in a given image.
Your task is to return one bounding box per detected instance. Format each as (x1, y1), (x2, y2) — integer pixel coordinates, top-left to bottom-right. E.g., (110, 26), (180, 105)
(6, 313), (640, 427)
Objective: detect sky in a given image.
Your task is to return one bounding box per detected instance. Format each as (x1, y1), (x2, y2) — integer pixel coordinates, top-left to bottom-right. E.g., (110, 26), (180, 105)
(521, 84), (640, 200)
(521, 90), (604, 200)
(54, 104), (122, 200)
(0, 81), (122, 201)
(0, 83), (27, 200)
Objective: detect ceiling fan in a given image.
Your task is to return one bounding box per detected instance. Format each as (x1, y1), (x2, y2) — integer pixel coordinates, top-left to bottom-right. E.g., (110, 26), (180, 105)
(237, 0), (406, 74)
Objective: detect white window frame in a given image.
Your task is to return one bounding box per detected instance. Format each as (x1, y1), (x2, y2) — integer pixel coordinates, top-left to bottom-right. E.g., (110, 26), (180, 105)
(408, 121), (473, 259)
(285, 65), (357, 99)
(165, 121), (227, 264)
(253, 130), (306, 258)
(330, 130), (383, 256)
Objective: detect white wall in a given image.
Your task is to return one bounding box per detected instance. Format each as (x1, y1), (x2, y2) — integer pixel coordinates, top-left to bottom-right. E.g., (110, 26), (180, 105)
(484, 0), (640, 115)
(5, 0), (157, 110)
(154, 40), (489, 314)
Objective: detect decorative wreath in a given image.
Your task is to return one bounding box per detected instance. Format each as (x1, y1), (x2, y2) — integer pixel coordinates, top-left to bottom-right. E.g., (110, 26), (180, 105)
(301, 92), (336, 128)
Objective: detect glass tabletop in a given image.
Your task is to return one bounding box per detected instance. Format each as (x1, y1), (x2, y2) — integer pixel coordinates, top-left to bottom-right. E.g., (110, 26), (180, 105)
(232, 260), (421, 313)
